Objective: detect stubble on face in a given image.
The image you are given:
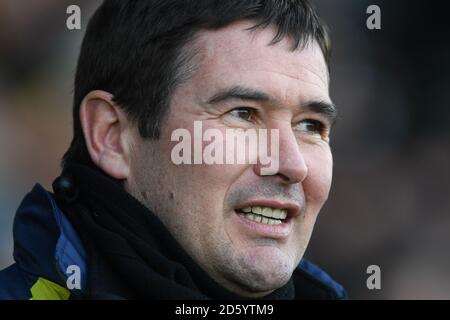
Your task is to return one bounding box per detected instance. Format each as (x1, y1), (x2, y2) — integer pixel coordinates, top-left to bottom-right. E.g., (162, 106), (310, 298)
(125, 20), (333, 297)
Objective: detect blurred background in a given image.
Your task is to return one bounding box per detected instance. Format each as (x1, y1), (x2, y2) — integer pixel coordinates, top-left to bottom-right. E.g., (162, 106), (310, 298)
(0, 0), (449, 299)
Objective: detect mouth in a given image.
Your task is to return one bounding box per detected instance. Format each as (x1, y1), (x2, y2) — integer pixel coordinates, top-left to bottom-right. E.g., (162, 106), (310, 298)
(235, 206), (289, 225)
(231, 200), (300, 239)
(232, 202), (299, 239)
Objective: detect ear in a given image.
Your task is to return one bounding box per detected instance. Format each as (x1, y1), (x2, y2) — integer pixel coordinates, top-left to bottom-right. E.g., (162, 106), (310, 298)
(79, 90), (133, 180)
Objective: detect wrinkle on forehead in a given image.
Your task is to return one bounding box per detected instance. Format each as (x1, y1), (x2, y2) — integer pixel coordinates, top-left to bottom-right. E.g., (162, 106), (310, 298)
(192, 20), (329, 95)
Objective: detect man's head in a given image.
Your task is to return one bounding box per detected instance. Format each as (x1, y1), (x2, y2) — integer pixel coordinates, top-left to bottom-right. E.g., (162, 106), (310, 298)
(64, 0), (335, 297)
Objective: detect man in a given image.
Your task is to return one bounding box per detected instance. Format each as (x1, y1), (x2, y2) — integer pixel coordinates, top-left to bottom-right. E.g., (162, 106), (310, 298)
(0, 0), (345, 299)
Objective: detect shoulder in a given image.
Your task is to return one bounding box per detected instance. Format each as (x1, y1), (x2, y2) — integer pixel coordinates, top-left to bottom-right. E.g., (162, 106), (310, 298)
(0, 264), (34, 300)
(293, 259), (346, 300)
(0, 264), (72, 300)
(1, 184), (87, 300)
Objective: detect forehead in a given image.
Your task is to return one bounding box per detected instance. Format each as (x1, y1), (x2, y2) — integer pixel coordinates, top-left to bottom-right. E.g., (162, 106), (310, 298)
(189, 20), (330, 103)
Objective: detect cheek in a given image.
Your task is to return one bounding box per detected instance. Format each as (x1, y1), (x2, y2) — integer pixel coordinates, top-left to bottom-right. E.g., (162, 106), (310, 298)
(303, 145), (333, 206)
(159, 124), (248, 213)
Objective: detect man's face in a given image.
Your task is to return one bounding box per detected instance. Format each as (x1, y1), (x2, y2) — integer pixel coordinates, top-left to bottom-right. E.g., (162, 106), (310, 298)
(127, 20), (334, 297)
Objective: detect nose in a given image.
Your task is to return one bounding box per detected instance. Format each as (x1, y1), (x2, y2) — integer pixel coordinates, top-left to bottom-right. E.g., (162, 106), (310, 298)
(253, 127), (308, 184)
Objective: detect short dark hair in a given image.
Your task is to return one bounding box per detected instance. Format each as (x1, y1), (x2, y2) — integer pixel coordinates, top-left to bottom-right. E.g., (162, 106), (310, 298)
(62, 0), (331, 168)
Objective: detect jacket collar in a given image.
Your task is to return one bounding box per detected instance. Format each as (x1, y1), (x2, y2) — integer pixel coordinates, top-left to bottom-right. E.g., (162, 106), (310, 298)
(13, 184), (87, 293)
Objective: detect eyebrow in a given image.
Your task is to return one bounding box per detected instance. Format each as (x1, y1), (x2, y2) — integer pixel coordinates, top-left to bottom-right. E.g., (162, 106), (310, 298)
(303, 100), (338, 126)
(206, 85), (338, 126)
(207, 85), (273, 104)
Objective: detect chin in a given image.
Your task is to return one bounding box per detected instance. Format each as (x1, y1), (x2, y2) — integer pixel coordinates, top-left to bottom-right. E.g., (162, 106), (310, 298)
(231, 246), (297, 293)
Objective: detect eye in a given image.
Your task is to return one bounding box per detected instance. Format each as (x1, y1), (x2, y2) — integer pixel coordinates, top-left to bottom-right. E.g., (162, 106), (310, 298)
(227, 107), (257, 122)
(296, 119), (326, 135)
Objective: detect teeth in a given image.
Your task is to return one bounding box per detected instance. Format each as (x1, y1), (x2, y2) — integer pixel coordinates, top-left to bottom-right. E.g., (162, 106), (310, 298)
(273, 209), (288, 219)
(252, 206), (262, 214)
(239, 212), (284, 225)
(246, 206), (288, 219)
(238, 206), (289, 224)
(262, 207), (273, 218)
